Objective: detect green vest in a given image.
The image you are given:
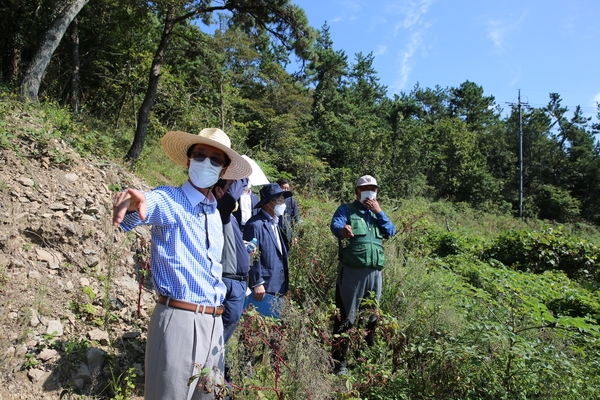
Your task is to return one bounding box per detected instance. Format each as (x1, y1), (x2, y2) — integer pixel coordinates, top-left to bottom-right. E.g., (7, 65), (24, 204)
(338, 202), (385, 270)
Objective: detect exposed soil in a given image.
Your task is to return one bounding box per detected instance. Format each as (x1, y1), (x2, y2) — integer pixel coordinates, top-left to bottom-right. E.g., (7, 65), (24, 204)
(0, 110), (155, 399)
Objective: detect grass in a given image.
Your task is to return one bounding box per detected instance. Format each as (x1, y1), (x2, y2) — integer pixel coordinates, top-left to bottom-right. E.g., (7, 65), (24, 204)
(3, 90), (600, 399)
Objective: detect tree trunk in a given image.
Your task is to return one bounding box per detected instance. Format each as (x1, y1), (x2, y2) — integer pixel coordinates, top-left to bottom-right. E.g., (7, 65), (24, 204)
(20, 0), (90, 102)
(11, 47), (21, 82)
(125, 5), (176, 161)
(70, 17), (81, 113)
(220, 78), (225, 130)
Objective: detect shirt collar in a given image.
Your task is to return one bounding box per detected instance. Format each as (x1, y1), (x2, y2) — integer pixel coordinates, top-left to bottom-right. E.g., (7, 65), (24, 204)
(182, 180), (217, 211)
(260, 208), (277, 223)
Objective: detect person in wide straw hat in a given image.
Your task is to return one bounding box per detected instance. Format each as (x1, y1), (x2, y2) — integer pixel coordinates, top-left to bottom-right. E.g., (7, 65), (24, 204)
(161, 128), (252, 181)
(112, 128), (250, 399)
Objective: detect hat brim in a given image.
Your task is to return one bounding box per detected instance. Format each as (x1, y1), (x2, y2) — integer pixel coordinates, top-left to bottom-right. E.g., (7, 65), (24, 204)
(254, 190), (293, 209)
(161, 131), (252, 180)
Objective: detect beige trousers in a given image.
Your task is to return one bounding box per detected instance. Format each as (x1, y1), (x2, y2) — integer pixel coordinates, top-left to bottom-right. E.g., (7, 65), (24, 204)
(144, 302), (225, 400)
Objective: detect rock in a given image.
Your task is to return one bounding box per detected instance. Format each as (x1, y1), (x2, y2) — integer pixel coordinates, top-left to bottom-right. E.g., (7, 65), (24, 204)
(3, 345), (15, 357)
(46, 320), (64, 337)
(49, 203), (69, 211)
(27, 368), (46, 383)
(15, 212), (28, 219)
(37, 348), (58, 361)
(28, 270), (41, 280)
(29, 309), (41, 327)
(15, 344), (28, 358)
(71, 362), (91, 385)
(85, 206), (100, 215)
(86, 348), (106, 376)
(16, 177), (35, 187)
(86, 256), (100, 268)
(35, 248), (62, 269)
(62, 222), (77, 234)
(64, 173), (79, 181)
(88, 329), (110, 345)
(122, 331), (141, 339)
(73, 378), (85, 391)
(133, 362), (144, 378)
(116, 276), (139, 293)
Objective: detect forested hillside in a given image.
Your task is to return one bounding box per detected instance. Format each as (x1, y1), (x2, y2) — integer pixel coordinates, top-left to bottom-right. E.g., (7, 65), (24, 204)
(3, 0), (600, 223)
(2, 2), (600, 399)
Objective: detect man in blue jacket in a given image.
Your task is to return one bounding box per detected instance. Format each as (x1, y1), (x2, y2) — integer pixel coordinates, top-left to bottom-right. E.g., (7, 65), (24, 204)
(243, 183), (293, 312)
(330, 175), (396, 375)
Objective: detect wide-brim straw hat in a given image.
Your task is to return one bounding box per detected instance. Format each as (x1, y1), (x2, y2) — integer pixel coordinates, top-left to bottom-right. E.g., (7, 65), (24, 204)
(161, 128), (252, 180)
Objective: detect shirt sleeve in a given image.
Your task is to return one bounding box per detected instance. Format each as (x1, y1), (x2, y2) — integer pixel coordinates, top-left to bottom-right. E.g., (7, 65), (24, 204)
(375, 210), (396, 238)
(330, 204), (348, 239)
(119, 188), (178, 231)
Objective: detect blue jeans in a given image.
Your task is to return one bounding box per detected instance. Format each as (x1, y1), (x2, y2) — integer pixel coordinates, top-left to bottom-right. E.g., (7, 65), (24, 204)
(222, 277), (247, 343)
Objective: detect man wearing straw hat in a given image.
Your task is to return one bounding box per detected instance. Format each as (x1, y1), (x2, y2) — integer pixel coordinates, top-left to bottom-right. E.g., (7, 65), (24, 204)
(112, 128), (251, 399)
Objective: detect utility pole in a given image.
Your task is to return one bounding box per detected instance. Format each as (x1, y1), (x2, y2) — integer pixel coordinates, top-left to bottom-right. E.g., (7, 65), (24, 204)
(507, 90), (528, 218)
(518, 90), (523, 218)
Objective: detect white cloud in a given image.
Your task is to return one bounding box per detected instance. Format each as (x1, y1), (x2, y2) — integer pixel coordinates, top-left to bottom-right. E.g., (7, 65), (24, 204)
(487, 13), (526, 52)
(390, 0), (434, 91)
(393, 0), (434, 34)
(395, 31), (423, 91)
(487, 21), (504, 49)
(374, 45), (387, 56)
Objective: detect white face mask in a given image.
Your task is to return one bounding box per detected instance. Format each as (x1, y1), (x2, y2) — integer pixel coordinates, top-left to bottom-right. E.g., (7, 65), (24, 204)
(188, 158), (222, 188)
(274, 203), (286, 216)
(360, 190), (377, 202)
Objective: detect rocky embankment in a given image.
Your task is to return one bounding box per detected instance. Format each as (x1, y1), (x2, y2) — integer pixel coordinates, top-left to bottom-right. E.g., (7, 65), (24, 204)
(0, 121), (155, 399)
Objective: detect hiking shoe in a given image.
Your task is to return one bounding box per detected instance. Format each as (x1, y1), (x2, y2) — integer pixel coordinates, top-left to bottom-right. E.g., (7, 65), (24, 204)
(336, 365), (348, 376)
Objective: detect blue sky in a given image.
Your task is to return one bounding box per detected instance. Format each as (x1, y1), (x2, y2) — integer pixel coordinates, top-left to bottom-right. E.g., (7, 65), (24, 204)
(293, 0), (600, 120)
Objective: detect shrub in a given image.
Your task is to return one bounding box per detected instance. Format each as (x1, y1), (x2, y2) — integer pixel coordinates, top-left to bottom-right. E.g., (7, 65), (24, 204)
(484, 226), (600, 286)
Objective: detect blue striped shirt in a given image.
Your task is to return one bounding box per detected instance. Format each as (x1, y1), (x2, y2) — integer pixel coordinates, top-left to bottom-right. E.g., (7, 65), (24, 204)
(120, 181), (225, 306)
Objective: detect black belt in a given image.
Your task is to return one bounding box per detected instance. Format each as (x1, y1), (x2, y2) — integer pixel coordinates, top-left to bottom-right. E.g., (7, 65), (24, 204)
(222, 274), (247, 281)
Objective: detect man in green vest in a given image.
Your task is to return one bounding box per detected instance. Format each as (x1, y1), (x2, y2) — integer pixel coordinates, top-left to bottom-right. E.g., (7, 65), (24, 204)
(330, 175), (396, 375)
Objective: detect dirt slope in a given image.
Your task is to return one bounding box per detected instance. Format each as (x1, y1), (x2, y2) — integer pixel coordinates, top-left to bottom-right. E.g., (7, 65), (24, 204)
(0, 110), (154, 399)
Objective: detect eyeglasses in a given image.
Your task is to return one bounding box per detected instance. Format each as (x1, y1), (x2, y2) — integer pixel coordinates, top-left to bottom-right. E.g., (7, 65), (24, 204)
(190, 152), (224, 168)
(273, 195), (285, 205)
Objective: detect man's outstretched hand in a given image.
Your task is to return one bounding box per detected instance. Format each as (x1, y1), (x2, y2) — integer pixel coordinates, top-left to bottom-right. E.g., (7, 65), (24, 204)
(340, 224), (354, 238)
(112, 188), (146, 226)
